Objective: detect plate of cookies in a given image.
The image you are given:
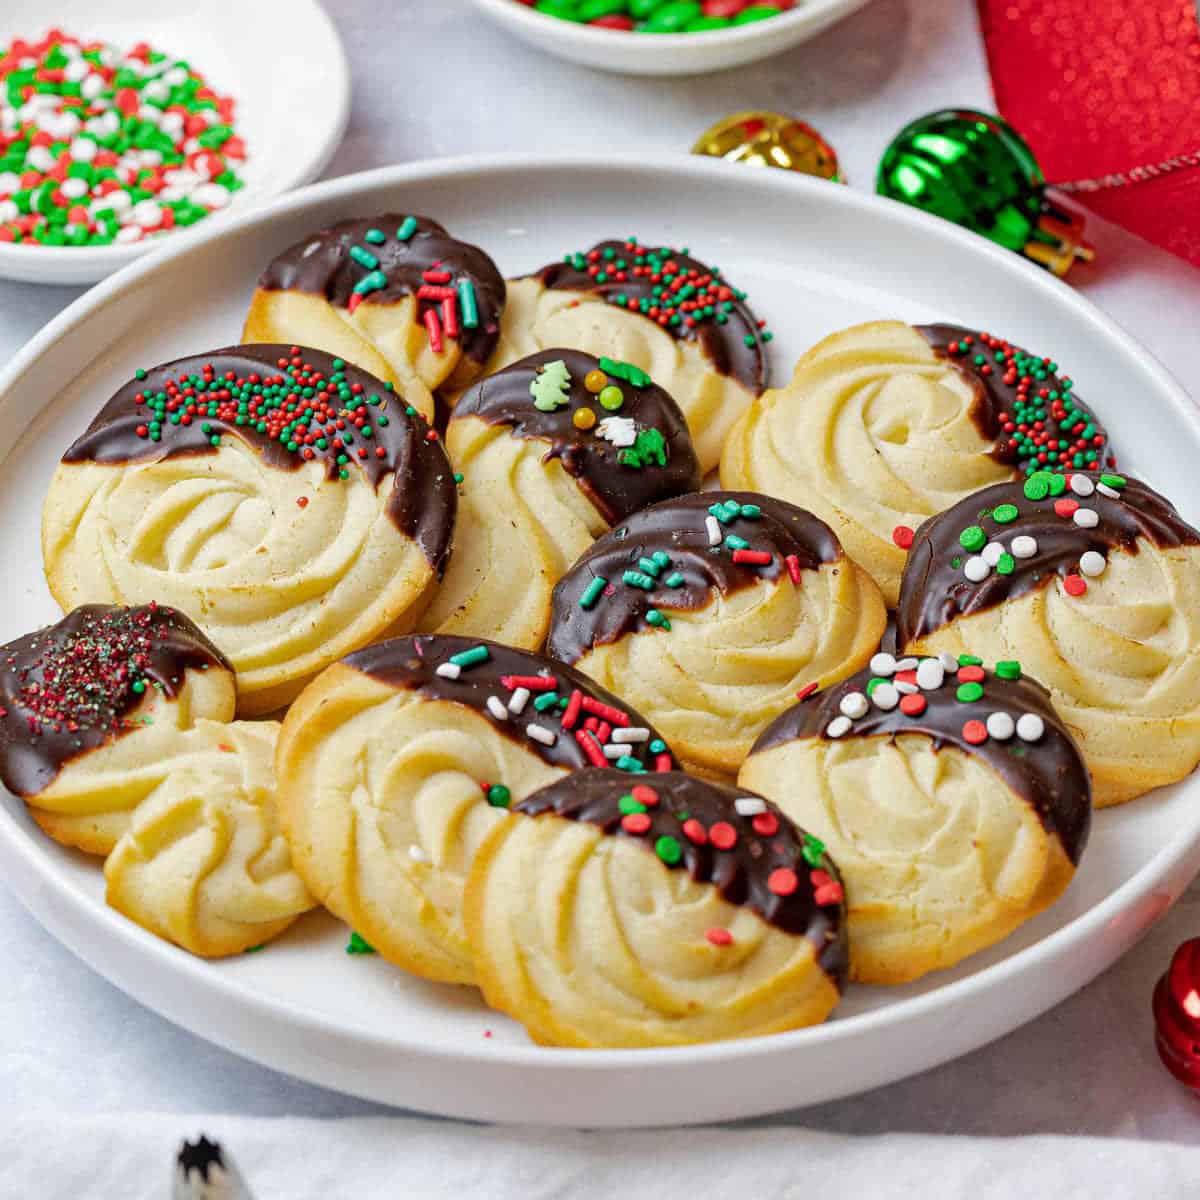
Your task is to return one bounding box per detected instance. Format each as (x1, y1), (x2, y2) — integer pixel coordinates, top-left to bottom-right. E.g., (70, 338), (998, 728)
(2, 153), (1200, 1126)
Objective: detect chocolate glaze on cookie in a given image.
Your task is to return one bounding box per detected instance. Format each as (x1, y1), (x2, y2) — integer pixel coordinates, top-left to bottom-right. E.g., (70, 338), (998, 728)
(453, 348), (700, 525)
(917, 324), (1113, 475)
(0, 604), (229, 796)
(534, 238), (768, 393)
(546, 491), (842, 665)
(515, 768), (847, 983)
(61, 345), (457, 571)
(896, 473), (1200, 646)
(753, 662), (1091, 865)
(257, 215), (506, 364)
(344, 635), (678, 775)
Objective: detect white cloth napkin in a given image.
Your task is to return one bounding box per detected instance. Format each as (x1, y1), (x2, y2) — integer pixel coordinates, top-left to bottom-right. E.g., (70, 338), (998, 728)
(10, 1113), (1200, 1200)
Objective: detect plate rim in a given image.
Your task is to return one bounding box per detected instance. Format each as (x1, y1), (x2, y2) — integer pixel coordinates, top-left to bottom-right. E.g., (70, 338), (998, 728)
(2, 150), (1199, 1093)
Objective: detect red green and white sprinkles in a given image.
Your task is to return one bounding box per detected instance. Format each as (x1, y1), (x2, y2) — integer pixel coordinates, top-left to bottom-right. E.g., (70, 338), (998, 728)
(560, 238), (772, 343)
(433, 642), (672, 774)
(0, 30), (245, 248)
(950, 470), (1127, 596)
(130, 348), (407, 478)
(943, 331), (1109, 475)
(514, 0), (795, 33)
(823, 653), (1044, 747)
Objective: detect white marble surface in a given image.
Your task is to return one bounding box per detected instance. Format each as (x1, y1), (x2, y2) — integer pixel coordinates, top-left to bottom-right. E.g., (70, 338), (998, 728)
(4, 0), (1200, 1143)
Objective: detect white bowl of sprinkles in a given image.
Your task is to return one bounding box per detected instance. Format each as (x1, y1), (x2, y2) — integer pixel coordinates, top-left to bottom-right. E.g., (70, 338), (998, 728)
(0, 0), (349, 285)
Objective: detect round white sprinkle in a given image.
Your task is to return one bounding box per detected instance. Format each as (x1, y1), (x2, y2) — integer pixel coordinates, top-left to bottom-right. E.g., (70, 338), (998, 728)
(193, 181), (231, 209)
(60, 177), (88, 200)
(1079, 551), (1107, 577)
(1073, 507), (1099, 529)
(1011, 535), (1038, 559)
(143, 79), (171, 104)
(869, 652), (897, 676)
(1016, 713), (1045, 742)
(114, 226), (143, 244)
(0, 200), (16, 224)
(895, 658), (919, 672)
(132, 199), (163, 228)
(486, 696), (509, 721)
(1097, 483), (1121, 499)
(872, 683), (900, 711)
(434, 662), (460, 680)
(0, 171), (18, 195)
(26, 145), (55, 172)
(826, 716), (852, 738)
(982, 541), (1005, 566)
(64, 58), (89, 83)
(986, 711), (1015, 741)
(1069, 473), (1095, 496)
(69, 137), (98, 163)
(894, 680), (919, 695)
(840, 692), (869, 719)
(735, 797), (767, 816)
(81, 74), (105, 101)
(939, 652), (960, 672)
(916, 659), (945, 690)
(964, 555), (990, 582)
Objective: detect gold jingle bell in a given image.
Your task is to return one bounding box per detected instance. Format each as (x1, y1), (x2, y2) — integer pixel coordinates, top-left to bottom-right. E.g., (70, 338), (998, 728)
(692, 112), (842, 182)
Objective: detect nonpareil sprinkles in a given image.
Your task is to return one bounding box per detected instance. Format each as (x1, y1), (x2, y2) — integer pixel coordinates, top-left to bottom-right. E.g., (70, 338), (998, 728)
(0, 29), (246, 247)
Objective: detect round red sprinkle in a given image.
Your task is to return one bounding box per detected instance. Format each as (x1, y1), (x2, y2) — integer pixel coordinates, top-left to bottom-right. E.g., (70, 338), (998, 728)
(681, 818), (708, 845)
(296, 496), (309, 508)
(752, 812), (779, 837)
(1064, 573), (1088, 596)
(957, 665), (985, 684)
(709, 822), (738, 850)
(892, 525), (915, 549)
(767, 868), (799, 897)
(1054, 498), (1080, 518)
(621, 812), (652, 835)
(631, 784), (659, 808)
(963, 719), (988, 744)
(705, 927), (733, 946)
(900, 693), (927, 716)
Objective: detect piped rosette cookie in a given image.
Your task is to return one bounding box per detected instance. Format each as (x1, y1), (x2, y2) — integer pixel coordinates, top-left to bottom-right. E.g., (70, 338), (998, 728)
(896, 471), (1200, 807)
(721, 321), (1113, 604)
(244, 215), (506, 421)
(473, 238), (770, 472)
(0, 605), (314, 957)
(739, 654), (1090, 984)
(465, 768), (847, 1048)
(545, 491), (886, 778)
(421, 349), (700, 648)
(274, 635), (679, 986)
(42, 346), (456, 716)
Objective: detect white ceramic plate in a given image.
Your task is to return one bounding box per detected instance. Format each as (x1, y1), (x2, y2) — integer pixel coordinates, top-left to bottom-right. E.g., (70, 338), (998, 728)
(470, 0), (873, 75)
(2, 154), (1199, 1127)
(0, 0), (349, 285)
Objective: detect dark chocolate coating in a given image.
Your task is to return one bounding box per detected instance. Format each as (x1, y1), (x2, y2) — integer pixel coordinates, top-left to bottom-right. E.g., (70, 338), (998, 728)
(546, 491), (843, 665)
(534, 239), (767, 393)
(256, 215), (506, 364)
(917, 323), (1112, 472)
(752, 662), (1091, 865)
(515, 767), (847, 985)
(452, 348), (700, 525)
(343, 635), (678, 774)
(61, 345), (457, 573)
(0, 604), (229, 797)
(896, 473), (1200, 646)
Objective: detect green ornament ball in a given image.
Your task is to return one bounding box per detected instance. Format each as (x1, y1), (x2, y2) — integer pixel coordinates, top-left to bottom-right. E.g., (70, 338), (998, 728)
(876, 109), (1045, 254)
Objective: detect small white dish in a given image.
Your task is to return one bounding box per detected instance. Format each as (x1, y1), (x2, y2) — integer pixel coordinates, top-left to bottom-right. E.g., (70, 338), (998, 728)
(2, 153), (1199, 1126)
(0, 0), (349, 285)
(469, 0), (873, 76)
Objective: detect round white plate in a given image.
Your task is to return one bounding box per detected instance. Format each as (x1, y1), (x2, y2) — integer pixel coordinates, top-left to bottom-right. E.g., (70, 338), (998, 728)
(2, 154), (1199, 1127)
(470, 0), (873, 76)
(0, 0), (349, 285)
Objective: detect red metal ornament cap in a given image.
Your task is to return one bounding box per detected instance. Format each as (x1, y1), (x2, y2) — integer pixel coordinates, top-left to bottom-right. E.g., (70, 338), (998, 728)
(1153, 938), (1200, 1091)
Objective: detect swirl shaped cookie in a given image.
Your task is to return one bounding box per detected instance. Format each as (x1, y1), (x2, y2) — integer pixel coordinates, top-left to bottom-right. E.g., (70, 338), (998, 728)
(421, 349), (700, 648)
(275, 636), (678, 985)
(244, 215), (506, 421)
(43, 346), (456, 715)
(465, 769), (847, 1048)
(545, 491), (886, 778)
(0, 604), (313, 956)
(740, 656), (1090, 984)
(721, 322), (1113, 604)
(472, 238), (769, 472)
(896, 471), (1200, 807)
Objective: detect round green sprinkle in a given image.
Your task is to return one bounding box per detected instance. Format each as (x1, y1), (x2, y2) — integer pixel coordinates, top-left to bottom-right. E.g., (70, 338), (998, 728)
(996, 553), (1016, 575)
(1048, 473), (1068, 497)
(959, 526), (986, 552)
(1100, 473), (1126, 488)
(1024, 473), (1051, 500)
(956, 682), (984, 703)
(619, 795), (647, 816)
(995, 660), (1022, 680)
(598, 385), (625, 411)
(486, 784), (511, 809)
(453, 472), (464, 484)
(992, 503), (1019, 524)
(655, 835), (683, 865)
(958, 654), (983, 666)
(131, 680), (146, 694)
